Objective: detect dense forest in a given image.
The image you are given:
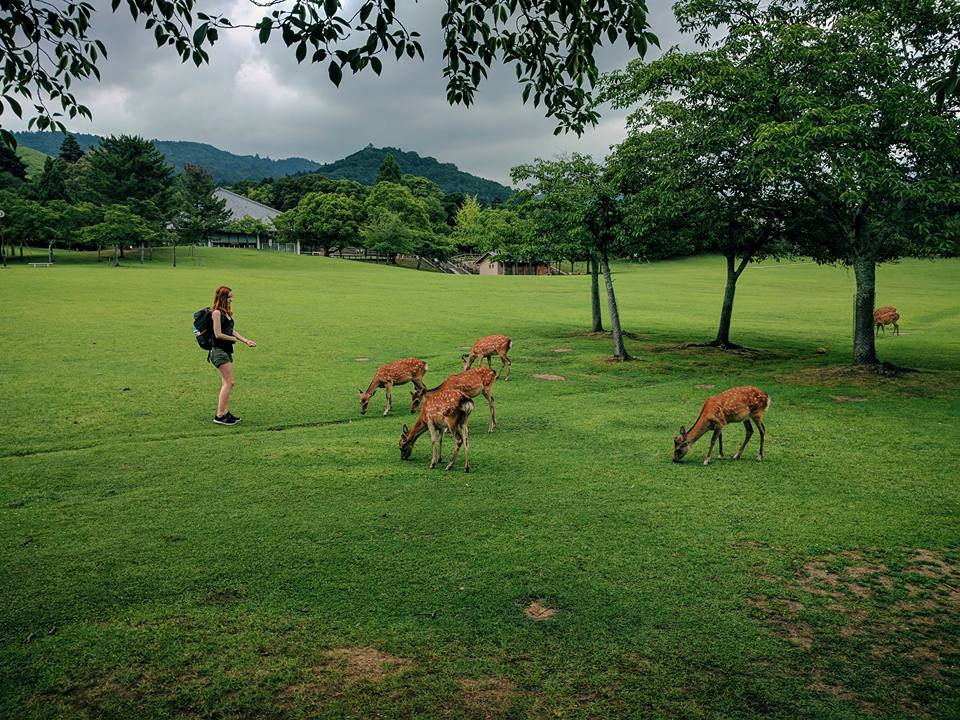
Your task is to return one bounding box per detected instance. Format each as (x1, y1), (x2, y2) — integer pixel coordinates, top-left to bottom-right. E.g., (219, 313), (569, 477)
(12, 133), (512, 201)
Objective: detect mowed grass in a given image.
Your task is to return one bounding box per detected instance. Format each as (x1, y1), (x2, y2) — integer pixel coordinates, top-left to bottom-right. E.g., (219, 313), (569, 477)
(1, 249), (958, 719)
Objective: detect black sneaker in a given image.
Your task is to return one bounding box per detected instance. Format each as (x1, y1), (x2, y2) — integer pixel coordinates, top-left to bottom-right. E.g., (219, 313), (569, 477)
(213, 414), (239, 426)
(225, 412), (241, 423)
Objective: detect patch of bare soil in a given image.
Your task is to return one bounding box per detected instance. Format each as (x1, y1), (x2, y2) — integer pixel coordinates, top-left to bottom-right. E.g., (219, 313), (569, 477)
(779, 364), (957, 398)
(524, 600), (557, 621)
(321, 647), (413, 684)
(830, 395), (870, 403)
(749, 547), (960, 715)
(458, 677), (517, 717)
(354, 357), (370, 362)
(552, 347), (572, 353)
(531, 374), (566, 381)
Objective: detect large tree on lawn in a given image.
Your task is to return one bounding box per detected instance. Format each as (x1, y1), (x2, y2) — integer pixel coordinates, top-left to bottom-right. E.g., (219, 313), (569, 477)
(604, 47), (801, 349)
(646, 0), (960, 366)
(512, 154), (631, 359)
(293, 191), (364, 256)
(171, 164), (231, 265)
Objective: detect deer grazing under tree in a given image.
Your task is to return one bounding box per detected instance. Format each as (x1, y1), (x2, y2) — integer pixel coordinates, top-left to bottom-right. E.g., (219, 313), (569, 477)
(462, 335), (513, 380)
(411, 367), (497, 433)
(400, 389), (474, 472)
(358, 358), (427, 415)
(874, 306), (900, 336)
(673, 386), (771, 465)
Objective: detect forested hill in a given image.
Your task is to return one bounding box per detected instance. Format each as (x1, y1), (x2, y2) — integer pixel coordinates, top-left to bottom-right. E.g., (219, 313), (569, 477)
(12, 132), (321, 183)
(312, 145), (513, 202)
(12, 133), (513, 201)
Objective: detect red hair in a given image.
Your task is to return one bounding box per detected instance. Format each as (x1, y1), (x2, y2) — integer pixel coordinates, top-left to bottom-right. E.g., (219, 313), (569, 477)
(212, 286), (232, 317)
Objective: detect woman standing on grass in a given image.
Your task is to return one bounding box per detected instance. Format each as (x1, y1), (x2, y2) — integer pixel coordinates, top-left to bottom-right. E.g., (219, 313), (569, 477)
(209, 285), (256, 425)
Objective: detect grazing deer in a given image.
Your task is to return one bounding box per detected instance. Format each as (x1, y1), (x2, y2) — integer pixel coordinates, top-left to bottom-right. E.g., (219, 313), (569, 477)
(673, 386), (771, 465)
(411, 367), (497, 432)
(358, 358), (427, 415)
(874, 306), (900, 336)
(462, 334), (513, 380)
(400, 389), (474, 472)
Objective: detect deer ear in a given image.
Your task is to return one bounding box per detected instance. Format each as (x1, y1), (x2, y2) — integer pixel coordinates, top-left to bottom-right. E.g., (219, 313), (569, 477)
(680, 426), (687, 438)
(402, 424), (409, 435)
(357, 388), (363, 395)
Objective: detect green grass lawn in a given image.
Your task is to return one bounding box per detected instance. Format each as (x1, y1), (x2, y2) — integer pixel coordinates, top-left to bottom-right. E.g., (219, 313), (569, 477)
(1, 249), (958, 719)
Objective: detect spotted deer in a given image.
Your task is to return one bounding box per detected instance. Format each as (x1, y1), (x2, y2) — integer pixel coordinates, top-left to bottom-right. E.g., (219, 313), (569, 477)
(673, 386), (771, 465)
(411, 367), (497, 433)
(400, 389), (474, 472)
(462, 334), (513, 380)
(874, 306), (900, 336)
(358, 358), (427, 415)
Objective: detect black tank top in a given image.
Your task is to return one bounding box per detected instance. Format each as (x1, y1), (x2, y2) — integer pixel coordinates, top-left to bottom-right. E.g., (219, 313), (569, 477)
(214, 313), (235, 352)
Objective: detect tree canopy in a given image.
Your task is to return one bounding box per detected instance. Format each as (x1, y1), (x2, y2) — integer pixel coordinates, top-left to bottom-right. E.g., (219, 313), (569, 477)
(0, 0), (659, 147)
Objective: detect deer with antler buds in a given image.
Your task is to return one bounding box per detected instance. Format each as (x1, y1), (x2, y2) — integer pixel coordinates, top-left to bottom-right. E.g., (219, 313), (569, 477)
(673, 386), (771, 465)
(874, 306), (900, 336)
(462, 334), (513, 380)
(400, 389), (474, 472)
(358, 358), (427, 416)
(411, 367), (497, 432)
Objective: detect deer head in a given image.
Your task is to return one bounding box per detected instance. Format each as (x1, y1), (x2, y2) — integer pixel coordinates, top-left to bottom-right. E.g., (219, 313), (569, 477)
(673, 426), (690, 463)
(410, 386), (427, 413)
(358, 388), (372, 415)
(399, 424), (414, 460)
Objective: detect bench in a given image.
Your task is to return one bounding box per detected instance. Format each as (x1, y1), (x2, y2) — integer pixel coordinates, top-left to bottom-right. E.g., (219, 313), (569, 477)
(29, 262), (53, 268)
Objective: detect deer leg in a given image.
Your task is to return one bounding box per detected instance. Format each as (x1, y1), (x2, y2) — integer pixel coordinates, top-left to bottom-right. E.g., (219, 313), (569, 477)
(894, 323), (900, 336)
(733, 420), (753, 460)
(717, 432), (725, 459)
(383, 382), (394, 415)
(484, 388), (495, 432)
(445, 424), (463, 471)
(428, 423), (440, 468)
(486, 355), (493, 369)
(755, 418), (766, 461)
(499, 351), (512, 381)
(704, 428), (720, 465)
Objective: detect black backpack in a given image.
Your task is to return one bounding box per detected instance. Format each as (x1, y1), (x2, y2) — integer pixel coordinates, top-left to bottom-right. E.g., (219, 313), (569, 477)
(193, 307), (215, 350)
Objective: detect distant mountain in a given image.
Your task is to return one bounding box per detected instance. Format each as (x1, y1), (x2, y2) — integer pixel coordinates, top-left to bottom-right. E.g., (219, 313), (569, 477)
(12, 132), (320, 184)
(312, 145), (512, 202)
(12, 133), (513, 202)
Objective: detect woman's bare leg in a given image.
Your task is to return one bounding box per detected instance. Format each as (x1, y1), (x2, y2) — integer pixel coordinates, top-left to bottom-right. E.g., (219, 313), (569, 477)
(217, 362), (234, 416)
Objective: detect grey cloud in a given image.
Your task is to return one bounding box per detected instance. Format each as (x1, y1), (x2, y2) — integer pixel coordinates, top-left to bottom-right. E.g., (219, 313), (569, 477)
(9, 0), (690, 185)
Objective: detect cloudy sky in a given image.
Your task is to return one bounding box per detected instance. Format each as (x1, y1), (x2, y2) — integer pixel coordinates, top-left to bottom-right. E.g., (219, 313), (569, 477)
(10, 1), (690, 186)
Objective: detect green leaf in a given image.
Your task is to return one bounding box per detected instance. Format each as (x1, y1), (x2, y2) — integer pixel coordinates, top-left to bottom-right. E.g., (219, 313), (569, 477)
(324, 0), (338, 18)
(296, 42), (306, 63)
(370, 56), (382, 75)
(328, 61), (342, 86)
(258, 18), (272, 44)
(193, 22), (208, 48)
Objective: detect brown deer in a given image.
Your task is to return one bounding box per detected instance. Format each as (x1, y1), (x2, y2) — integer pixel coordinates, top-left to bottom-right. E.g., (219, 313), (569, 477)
(874, 306), (900, 336)
(673, 386), (771, 465)
(411, 367), (497, 432)
(400, 389), (474, 472)
(358, 358), (427, 415)
(462, 334), (513, 380)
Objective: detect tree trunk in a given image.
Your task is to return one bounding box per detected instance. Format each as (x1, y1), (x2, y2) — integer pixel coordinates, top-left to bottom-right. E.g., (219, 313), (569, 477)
(119, 244), (125, 259)
(172, 243), (177, 267)
(590, 256), (604, 332)
(140, 244), (145, 264)
(323, 246), (331, 256)
(852, 253), (878, 365)
(0, 240), (6, 268)
(19, 243), (23, 259)
(97, 245), (102, 262)
(600, 250), (629, 360)
(714, 254), (748, 349)
(112, 246), (119, 266)
(48, 243), (54, 264)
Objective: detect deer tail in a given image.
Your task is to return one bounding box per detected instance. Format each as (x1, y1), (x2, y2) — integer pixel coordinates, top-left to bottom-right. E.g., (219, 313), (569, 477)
(508, 338), (513, 350)
(460, 398), (475, 415)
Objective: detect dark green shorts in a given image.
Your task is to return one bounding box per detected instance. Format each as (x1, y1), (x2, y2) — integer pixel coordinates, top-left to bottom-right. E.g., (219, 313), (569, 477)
(209, 348), (233, 368)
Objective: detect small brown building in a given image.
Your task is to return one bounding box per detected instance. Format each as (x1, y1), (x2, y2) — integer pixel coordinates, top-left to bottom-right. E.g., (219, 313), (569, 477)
(473, 251), (552, 276)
